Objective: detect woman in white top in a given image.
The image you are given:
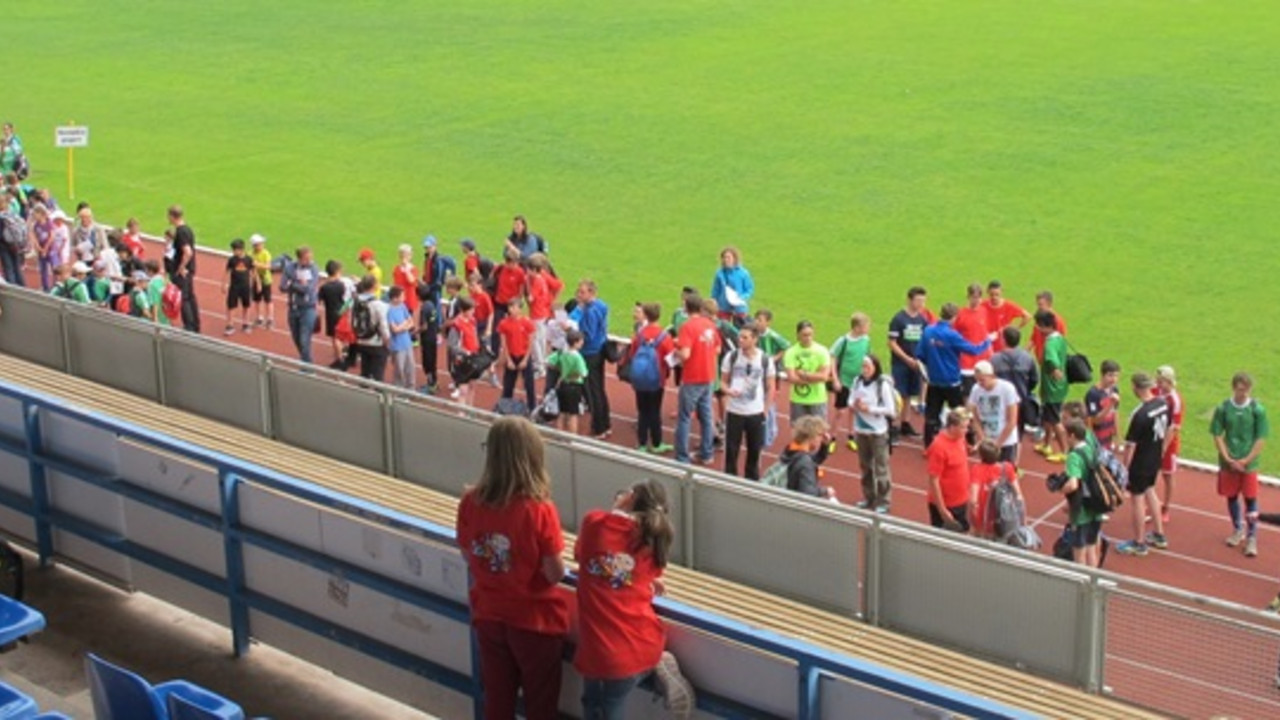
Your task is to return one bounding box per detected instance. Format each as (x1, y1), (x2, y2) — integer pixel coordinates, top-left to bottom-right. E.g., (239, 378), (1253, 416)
(852, 353), (897, 512)
(720, 323), (775, 480)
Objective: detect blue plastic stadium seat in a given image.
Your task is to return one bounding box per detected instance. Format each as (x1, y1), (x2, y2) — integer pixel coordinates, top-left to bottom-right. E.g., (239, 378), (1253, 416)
(85, 653), (245, 720)
(31, 714), (73, 719)
(167, 693), (257, 720)
(0, 595), (45, 647)
(0, 681), (38, 719)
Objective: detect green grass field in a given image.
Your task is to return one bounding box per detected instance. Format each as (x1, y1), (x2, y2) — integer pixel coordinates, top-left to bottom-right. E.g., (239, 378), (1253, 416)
(12, 1), (1280, 469)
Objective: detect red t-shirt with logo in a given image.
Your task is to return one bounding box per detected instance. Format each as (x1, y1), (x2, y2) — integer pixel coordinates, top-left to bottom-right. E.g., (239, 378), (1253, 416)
(448, 314), (480, 353)
(527, 272), (564, 321)
(927, 432), (971, 508)
(456, 491), (570, 635)
(471, 290), (494, 326)
(573, 510), (665, 680)
(497, 315), (536, 358)
(677, 315), (721, 384)
(392, 263), (421, 314)
(494, 263), (528, 305)
(983, 300), (1025, 352)
(953, 306), (993, 370)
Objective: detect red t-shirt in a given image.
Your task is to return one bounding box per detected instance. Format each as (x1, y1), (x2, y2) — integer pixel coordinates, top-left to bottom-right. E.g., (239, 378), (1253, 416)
(464, 253), (480, 279)
(1154, 388), (1184, 455)
(573, 510), (665, 679)
(493, 263), (528, 305)
(1030, 314), (1068, 362)
(970, 461), (1017, 534)
(627, 323), (676, 382)
(471, 290), (494, 326)
(926, 432), (971, 508)
(983, 300), (1025, 352)
(392, 263), (420, 313)
(527, 272), (564, 321)
(497, 315), (536, 358)
(456, 491), (570, 634)
(677, 315), (720, 385)
(121, 231), (145, 258)
(448, 314), (481, 353)
(953, 305), (992, 371)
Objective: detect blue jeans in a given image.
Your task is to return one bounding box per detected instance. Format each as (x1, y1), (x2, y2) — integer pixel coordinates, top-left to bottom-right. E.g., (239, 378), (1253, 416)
(676, 382), (714, 463)
(288, 305), (317, 364)
(581, 673), (644, 720)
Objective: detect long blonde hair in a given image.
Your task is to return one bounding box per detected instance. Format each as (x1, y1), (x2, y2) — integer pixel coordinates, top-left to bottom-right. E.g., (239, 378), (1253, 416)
(473, 417), (552, 507)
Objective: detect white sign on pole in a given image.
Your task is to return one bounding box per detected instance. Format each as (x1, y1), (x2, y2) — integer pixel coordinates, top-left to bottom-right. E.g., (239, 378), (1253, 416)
(55, 126), (89, 148)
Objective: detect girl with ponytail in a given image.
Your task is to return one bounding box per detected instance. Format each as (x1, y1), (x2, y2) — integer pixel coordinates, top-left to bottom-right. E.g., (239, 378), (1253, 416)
(574, 479), (695, 719)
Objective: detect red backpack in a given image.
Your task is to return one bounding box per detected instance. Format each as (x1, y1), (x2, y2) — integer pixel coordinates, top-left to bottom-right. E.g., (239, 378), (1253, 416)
(161, 282), (182, 321)
(114, 293), (132, 315)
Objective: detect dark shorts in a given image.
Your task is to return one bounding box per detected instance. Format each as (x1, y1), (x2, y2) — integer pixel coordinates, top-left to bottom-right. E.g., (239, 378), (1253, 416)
(891, 362), (922, 399)
(1071, 520), (1102, 548)
(999, 444), (1019, 463)
(557, 382), (585, 415)
(253, 283), (272, 303)
(834, 386), (853, 409)
(1128, 471), (1158, 495)
(1041, 402), (1063, 425)
(928, 503), (970, 533)
(226, 284), (251, 310)
(324, 313), (340, 338)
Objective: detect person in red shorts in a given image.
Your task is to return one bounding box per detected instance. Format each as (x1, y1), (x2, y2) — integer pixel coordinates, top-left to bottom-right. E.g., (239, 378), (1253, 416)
(455, 417), (569, 720)
(1211, 371), (1269, 558)
(1029, 290), (1067, 362)
(953, 283), (994, 396)
(982, 280), (1030, 353)
(1154, 365), (1183, 524)
(496, 298), (538, 408)
(574, 480), (695, 719)
(926, 409), (973, 532)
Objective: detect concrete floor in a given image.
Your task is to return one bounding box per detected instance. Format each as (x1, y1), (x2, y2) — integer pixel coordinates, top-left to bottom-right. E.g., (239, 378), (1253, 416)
(0, 549), (448, 719)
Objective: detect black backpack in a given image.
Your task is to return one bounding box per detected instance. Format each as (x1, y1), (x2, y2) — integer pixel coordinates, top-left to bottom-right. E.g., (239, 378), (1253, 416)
(0, 213), (26, 252)
(1078, 447), (1124, 514)
(351, 298), (378, 340)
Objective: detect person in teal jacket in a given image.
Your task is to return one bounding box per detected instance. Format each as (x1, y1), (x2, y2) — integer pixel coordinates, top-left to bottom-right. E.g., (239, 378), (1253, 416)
(710, 246), (754, 326)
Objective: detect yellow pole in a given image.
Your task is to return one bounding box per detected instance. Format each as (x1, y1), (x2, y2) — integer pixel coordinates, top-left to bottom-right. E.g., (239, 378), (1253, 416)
(67, 120), (75, 200)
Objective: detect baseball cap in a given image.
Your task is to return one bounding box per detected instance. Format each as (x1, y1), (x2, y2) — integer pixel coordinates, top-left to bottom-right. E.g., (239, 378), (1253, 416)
(422, 234), (437, 249)
(92, 258), (107, 272)
(49, 209), (69, 223)
(1156, 365), (1177, 385)
(250, 233), (266, 245)
(71, 261), (89, 274)
(974, 360), (995, 376)
(131, 270), (149, 282)
(358, 248), (375, 262)
(460, 238), (476, 251)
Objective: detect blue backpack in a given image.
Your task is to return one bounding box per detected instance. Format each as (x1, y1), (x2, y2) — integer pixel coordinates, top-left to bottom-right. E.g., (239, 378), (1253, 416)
(629, 331), (666, 392)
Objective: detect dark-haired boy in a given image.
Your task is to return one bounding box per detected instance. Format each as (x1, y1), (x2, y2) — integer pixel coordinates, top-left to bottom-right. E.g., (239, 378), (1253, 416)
(887, 286), (934, 438)
(1085, 360), (1122, 451)
(318, 260), (353, 368)
(222, 238), (255, 335)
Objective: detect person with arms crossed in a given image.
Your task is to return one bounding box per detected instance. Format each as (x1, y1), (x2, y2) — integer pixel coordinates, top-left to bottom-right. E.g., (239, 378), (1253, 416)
(1212, 372), (1269, 558)
(1115, 372), (1170, 556)
(783, 320), (831, 421)
(887, 286), (934, 438)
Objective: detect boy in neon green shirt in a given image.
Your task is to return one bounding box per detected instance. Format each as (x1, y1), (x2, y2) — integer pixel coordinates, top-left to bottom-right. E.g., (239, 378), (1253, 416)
(783, 320), (830, 421)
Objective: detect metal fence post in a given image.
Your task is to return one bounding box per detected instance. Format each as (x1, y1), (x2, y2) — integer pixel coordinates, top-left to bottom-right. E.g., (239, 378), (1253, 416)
(382, 391), (397, 478)
(22, 403), (53, 566)
(219, 470), (251, 657)
(797, 661), (821, 720)
(59, 305), (72, 373)
(1080, 575), (1113, 693)
(863, 515), (882, 625)
(154, 327), (168, 406)
(682, 470), (696, 569)
(262, 359), (276, 440)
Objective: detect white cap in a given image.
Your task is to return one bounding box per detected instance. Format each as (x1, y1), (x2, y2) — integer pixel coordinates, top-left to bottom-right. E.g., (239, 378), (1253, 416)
(71, 261), (90, 274)
(974, 360), (995, 376)
(250, 233), (266, 245)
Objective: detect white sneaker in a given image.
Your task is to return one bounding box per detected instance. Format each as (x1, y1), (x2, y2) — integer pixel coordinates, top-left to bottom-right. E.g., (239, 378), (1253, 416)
(1227, 528), (1246, 547)
(653, 651), (695, 719)
(1246, 536), (1259, 558)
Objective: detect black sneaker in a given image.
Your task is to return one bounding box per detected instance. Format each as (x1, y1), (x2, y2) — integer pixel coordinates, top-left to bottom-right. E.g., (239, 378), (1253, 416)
(899, 423), (920, 437)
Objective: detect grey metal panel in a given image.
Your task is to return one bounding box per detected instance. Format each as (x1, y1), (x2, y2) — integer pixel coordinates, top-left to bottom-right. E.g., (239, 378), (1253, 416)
(65, 310), (160, 400)
(820, 673), (960, 720)
(161, 333), (266, 433)
(0, 288), (66, 370)
(391, 400), (487, 496)
(877, 524), (1087, 685)
(691, 475), (862, 615)
(544, 440), (576, 532)
(571, 447), (687, 565)
(271, 368), (386, 472)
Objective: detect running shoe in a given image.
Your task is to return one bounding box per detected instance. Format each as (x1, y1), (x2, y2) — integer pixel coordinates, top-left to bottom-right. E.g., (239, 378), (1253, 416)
(1145, 532), (1168, 550)
(1267, 594), (1280, 614)
(1226, 528), (1246, 547)
(1115, 541), (1148, 557)
(223, 325), (235, 336)
(1245, 536), (1258, 558)
(827, 441), (838, 455)
(875, 504), (890, 515)
(899, 423), (919, 437)
(653, 651), (696, 720)
(651, 443), (674, 454)
(1044, 452), (1067, 464)
(846, 437), (859, 452)
(1034, 443), (1053, 456)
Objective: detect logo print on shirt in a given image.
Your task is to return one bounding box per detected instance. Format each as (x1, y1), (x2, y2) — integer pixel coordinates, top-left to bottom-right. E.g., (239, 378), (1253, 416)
(471, 533), (512, 573)
(587, 552), (635, 589)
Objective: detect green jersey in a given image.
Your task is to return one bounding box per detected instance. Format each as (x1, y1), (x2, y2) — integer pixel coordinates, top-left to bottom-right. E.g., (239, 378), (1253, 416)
(670, 309), (689, 336)
(547, 349), (588, 384)
(148, 276), (171, 326)
(783, 342), (830, 406)
(1040, 333), (1068, 404)
(1211, 398), (1269, 470)
(52, 279), (90, 304)
(1065, 442), (1104, 526)
(830, 333), (870, 387)
(757, 327), (791, 359)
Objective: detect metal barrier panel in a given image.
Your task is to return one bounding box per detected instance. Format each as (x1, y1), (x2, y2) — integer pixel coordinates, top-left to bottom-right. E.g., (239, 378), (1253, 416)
(571, 446), (688, 565)
(271, 368), (386, 472)
(161, 333), (266, 434)
(820, 673), (972, 719)
(691, 475), (862, 616)
(544, 440), (577, 532)
(64, 310), (160, 401)
(1105, 585), (1280, 719)
(391, 400), (486, 496)
(0, 288), (66, 370)
(877, 524), (1089, 685)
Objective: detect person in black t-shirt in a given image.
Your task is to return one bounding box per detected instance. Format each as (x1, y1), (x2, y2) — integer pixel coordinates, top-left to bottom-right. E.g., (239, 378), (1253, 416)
(886, 286), (935, 437)
(1117, 372), (1169, 556)
(166, 204), (200, 332)
(318, 260), (353, 369)
(222, 238), (255, 335)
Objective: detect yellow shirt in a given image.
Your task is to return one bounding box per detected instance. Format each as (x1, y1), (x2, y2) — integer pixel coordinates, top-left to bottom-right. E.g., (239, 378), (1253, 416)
(251, 248), (272, 286)
(366, 263), (383, 296)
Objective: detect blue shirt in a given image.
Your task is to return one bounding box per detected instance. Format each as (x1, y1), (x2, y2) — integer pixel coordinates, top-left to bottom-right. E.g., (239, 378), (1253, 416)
(573, 298), (610, 356)
(387, 303), (413, 353)
(915, 320), (990, 387)
(710, 266), (754, 315)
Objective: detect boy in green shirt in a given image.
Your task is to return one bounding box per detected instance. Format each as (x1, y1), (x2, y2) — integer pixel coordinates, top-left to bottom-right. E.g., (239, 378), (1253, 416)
(546, 330), (588, 436)
(50, 263), (90, 304)
(783, 320), (831, 421)
(145, 259), (171, 326)
(1058, 419), (1104, 567)
(829, 312), (871, 452)
(754, 309), (791, 447)
(1036, 310), (1069, 463)
(1211, 371), (1269, 555)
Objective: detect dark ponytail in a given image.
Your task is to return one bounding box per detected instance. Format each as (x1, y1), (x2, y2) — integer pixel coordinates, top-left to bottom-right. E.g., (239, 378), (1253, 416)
(629, 479), (674, 569)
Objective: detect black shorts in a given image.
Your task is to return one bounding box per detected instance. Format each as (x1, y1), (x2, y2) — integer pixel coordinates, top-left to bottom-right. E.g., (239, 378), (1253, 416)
(928, 503), (970, 533)
(1128, 471), (1158, 495)
(556, 383), (585, 415)
(1041, 402), (1063, 425)
(253, 283), (272, 302)
(226, 284), (252, 310)
(324, 314), (340, 338)
(834, 386), (853, 409)
(1071, 520), (1102, 548)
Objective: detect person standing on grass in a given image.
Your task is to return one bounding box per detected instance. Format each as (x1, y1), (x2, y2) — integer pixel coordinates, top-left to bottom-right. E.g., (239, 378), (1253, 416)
(1059, 420), (1104, 567)
(572, 279), (612, 439)
(1085, 360), (1122, 451)
(916, 303), (991, 448)
(675, 293), (720, 465)
(1035, 310), (1070, 463)
(574, 480), (695, 719)
(165, 205), (200, 332)
(1115, 372), (1170, 557)
(1029, 290), (1067, 362)
(506, 215), (548, 262)
(628, 302), (676, 455)
(497, 298), (538, 409)
(386, 286), (417, 390)
(721, 322), (774, 480)
(222, 238), (255, 336)
(829, 312), (871, 454)
(982, 280), (1030, 353)
(1212, 371), (1269, 558)
(709, 246), (753, 327)
(887, 286), (935, 439)
(926, 410), (973, 533)
(455, 417), (569, 720)
(249, 234), (274, 328)
(853, 353), (896, 513)
(967, 360), (1021, 463)
(281, 247), (321, 364)
(1154, 365), (1183, 524)
(783, 320), (831, 422)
